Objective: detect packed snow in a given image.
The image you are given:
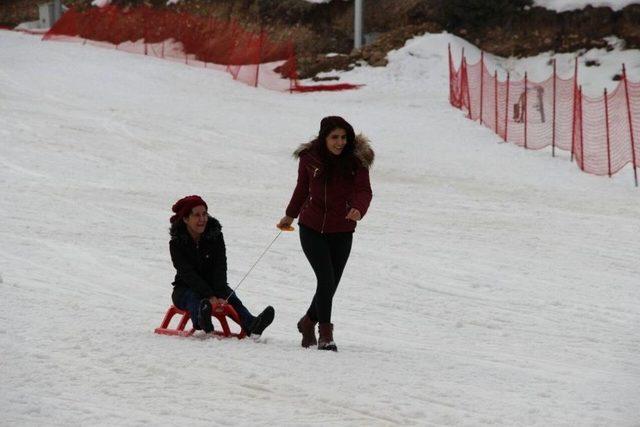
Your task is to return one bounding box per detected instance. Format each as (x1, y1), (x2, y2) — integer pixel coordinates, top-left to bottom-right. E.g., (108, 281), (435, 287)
(1, 29), (639, 426)
(533, 0), (640, 12)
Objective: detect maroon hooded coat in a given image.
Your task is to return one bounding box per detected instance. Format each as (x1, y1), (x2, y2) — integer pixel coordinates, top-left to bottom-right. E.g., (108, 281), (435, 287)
(285, 134), (374, 233)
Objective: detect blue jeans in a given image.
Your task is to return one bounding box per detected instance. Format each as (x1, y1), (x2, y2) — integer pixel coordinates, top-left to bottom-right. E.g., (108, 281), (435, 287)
(176, 288), (255, 331)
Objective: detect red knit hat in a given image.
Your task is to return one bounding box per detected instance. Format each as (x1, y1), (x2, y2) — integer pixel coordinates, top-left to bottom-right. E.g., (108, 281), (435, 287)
(170, 195), (208, 224)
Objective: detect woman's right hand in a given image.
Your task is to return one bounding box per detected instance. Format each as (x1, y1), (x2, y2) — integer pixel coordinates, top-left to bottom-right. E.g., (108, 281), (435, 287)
(277, 215), (294, 230)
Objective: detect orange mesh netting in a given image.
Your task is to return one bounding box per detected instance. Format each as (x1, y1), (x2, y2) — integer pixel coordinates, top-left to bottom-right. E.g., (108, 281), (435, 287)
(42, 6), (361, 93)
(449, 45), (639, 185)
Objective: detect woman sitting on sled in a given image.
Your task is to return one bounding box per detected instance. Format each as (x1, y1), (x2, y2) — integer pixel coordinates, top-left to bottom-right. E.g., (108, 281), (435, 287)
(168, 195), (274, 337)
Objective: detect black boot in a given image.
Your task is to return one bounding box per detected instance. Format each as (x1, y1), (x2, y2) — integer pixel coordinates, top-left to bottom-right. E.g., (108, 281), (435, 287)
(248, 306), (275, 337)
(197, 299), (214, 333)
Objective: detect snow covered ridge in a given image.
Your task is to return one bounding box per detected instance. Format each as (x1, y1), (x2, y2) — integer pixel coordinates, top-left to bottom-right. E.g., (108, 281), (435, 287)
(92, 0), (180, 5)
(534, 0), (640, 12)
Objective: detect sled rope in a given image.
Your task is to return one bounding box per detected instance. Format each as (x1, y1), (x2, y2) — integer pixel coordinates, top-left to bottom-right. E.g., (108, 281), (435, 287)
(226, 229), (284, 302)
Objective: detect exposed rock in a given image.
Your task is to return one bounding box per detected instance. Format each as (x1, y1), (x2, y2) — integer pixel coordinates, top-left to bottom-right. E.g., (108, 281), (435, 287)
(617, 4), (640, 48)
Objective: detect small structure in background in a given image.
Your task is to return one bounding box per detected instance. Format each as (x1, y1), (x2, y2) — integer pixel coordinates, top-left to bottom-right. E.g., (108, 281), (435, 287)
(354, 0), (363, 50)
(39, 0), (63, 29)
(16, 0), (64, 31)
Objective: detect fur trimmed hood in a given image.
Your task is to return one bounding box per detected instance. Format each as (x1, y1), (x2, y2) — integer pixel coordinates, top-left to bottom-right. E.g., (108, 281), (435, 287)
(169, 215), (222, 245)
(293, 134), (374, 169)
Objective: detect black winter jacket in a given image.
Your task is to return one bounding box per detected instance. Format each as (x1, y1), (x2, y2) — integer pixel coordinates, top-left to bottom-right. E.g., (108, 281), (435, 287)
(169, 216), (232, 306)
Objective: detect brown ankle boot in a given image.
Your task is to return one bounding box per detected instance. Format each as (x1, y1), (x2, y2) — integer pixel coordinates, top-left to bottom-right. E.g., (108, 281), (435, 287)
(297, 315), (317, 348)
(318, 323), (337, 352)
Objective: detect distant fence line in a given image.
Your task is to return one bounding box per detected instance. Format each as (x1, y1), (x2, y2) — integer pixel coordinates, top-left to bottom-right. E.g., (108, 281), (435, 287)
(39, 6), (361, 93)
(448, 45), (639, 186)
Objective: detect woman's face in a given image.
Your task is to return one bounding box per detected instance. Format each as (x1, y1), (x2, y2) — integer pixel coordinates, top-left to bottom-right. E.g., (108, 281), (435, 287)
(183, 205), (208, 237)
(325, 128), (348, 156)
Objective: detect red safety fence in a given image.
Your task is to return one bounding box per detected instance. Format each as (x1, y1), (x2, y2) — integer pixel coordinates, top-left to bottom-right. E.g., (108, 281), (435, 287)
(40, 6), (361, 93)
(449, 45), (639, 186)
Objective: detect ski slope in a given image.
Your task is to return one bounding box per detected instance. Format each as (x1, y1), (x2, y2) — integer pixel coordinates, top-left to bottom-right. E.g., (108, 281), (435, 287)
(1, 30), (639, 426)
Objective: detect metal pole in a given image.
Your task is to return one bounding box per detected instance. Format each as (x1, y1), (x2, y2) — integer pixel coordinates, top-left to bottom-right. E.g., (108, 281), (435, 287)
(53, 0), (62, 23)
(354, 0), (363, 50)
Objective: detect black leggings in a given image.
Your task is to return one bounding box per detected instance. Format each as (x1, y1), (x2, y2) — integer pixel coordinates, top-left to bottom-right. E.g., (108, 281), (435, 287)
(299, 224), (353, 324)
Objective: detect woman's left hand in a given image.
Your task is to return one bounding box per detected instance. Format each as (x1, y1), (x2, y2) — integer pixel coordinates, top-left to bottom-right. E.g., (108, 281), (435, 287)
(209, 297), (227, 306)
(345, 208), (361, 221)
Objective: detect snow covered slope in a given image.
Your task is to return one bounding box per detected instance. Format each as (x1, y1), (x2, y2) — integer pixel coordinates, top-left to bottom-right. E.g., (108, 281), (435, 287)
(534, 0), (639, 12)
(1, 30), (639, 426)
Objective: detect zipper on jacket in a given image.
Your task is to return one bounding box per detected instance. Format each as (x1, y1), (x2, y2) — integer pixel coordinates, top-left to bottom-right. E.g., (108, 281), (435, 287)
(321, 179), (327, 233)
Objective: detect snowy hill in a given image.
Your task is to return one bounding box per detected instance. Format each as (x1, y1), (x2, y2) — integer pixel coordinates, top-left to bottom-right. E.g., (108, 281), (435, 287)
(1, 30), (639, 426)
(534, 0), (640, 12)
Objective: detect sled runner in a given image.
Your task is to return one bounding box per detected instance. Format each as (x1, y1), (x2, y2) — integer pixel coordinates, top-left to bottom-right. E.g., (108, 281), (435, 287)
(154, 304), (246, 339)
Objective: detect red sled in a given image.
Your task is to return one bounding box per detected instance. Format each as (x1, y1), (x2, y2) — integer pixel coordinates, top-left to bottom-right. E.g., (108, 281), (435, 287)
(154, 304), (246, 339)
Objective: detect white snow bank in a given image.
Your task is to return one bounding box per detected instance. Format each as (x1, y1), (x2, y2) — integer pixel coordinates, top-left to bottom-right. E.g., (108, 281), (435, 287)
(533, 0), (639, 11)
(1, 29), (639, 426)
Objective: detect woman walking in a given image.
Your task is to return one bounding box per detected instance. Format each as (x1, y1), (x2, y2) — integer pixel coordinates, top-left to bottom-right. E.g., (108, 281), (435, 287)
(278, 116), (373, 351)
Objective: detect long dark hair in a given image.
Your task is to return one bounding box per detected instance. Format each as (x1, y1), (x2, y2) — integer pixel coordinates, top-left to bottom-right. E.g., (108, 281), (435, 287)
(169, 219), (186, 238)
(314, 116), (357, 179)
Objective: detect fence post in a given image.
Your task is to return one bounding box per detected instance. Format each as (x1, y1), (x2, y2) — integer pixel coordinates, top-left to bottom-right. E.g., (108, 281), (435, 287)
(622, 64), (639, 187)
(579, 86), (584, 171)
(143, 8), (148, 56)
(462, 54), (472, 119)
(552, 59), (557, 157)
(288, 45), (297, 93)
(604, 88), (612, 177)
(504, 72), (510, 142)
(479, 51), (484, 125)
(494, 70), (498, 133)
(460, 48), (468, 114)
(448, 44), (452, 105)
(571, 59), (578, 162)
(524, 72), (528, 149)
(254, 28), (264, 88)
